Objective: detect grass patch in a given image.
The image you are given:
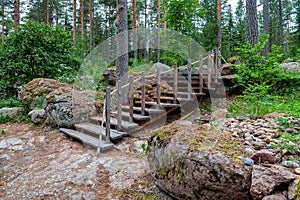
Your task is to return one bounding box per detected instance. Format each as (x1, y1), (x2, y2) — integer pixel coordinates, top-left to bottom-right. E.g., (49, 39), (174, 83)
(0, 98), (24, 109)
(229, 94), (300, 117)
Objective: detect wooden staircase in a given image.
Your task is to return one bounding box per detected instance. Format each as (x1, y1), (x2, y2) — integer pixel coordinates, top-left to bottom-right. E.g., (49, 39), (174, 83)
(60, 50), (228, 151)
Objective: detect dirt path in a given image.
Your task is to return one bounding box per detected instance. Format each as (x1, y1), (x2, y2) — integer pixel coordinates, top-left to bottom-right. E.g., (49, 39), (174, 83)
(0, 123), (167, 200)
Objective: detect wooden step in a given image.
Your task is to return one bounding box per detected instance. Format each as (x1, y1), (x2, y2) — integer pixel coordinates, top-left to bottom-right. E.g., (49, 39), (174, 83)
(121, 106), (165, 114)
(110, 111), (151, 121)
(177, 86), (215, 91)
(75, 123), (127, 140)
(134, 101), (181, 108)
(90, 116), (139, 131)
(60, 128), (114, 151)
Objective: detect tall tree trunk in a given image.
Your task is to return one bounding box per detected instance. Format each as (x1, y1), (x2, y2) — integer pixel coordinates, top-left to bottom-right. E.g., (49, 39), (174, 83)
(279, 0), (284, 48)
(89, 0), (93, 48)
(133, 0), (137, 60)
(164, 3), (167, 29)
(246, 0), (258, 47)
(157, 0), (161, 62)
(263, 0), (269, 57)
(14, 0), (20, 31)
(73, 0), (77, 56)
(217, 0), (221, 49)
(144, 0), (147, 58)
(80, 0), (84, 37)
(45, 0), (49, 24)
(2, 0), (4, 43)
(106, 6), (111, 63)
(116, 0), (128, 81)
(55, 0), (59, 26)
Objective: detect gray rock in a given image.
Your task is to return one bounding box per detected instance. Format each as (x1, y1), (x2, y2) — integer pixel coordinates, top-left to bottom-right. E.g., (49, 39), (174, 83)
(28, 109), (46, 124)
(251, 151), (276, 164)
(280, 62), (300, 72)
(262, 194), (287, 200)
(0, 140), (7, 149)
(151, 62), (171, 73)
(245, 148), (255, 155)
(288, 177), (300, 200)
(282, 160), (300, 168)
(7, 138), (23, 146)
(243, 158), (255, 166)
(38, 136), (45, 143)
(250, 165), (296, 200)
(8, 145), (24, 151)
(0, 107), (24, 118)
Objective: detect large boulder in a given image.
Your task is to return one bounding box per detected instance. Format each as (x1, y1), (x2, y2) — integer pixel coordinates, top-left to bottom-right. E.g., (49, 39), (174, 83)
(151, 62), (171, 73)
(147, 122), (252, 200)
(0, 107), (24, 118)
(147, 121), (300, 200)
(19, 78), (70, 110)
(280, 62), (300, 72)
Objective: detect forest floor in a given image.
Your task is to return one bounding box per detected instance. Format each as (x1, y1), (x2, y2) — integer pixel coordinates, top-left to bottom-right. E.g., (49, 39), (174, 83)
(0, 122), (172, 200)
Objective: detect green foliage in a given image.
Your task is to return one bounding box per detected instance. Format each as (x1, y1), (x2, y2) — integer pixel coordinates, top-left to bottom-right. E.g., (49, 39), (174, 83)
(0, 98), (24, 109)
(129, 58), (153, 72)
(0, 20), (81, 97)
(235, 34), (300, 94)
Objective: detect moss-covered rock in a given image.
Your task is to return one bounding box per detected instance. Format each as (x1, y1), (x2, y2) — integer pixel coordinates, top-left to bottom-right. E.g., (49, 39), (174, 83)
(147, 122), (252, 200)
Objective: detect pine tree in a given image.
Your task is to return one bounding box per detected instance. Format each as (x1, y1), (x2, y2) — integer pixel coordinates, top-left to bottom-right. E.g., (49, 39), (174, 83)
(1, 0), (4, 43)
(14, 0), (20, 30)
(246, 0), (258, 46)
(263, 0), (270, 56)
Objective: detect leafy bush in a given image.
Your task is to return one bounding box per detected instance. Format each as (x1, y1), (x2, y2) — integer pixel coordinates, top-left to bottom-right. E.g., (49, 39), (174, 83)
(0, 20), (81, 97)
(0, 98), (24, 109)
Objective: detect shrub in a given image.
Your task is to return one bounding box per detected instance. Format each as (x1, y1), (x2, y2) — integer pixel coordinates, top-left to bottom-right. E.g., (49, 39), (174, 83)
(0, 21), (81, 97)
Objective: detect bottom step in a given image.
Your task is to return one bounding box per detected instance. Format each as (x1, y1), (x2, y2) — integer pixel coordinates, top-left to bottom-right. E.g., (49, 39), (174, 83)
(60, 128), (114, 151)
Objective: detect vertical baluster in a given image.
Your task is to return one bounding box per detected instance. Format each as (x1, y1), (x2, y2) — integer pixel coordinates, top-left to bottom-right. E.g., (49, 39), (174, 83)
(199, 55), (203, 94)
(157, 68), (161, 105)
(129, 75), (134, 123)
(208, 51), (212, 89)
(105, 87), (111, 142)
(141, 71), (146, 116)
(187, 58), (192, 100)
(173, 63), (178, 103)
(117, 80), (122, 131)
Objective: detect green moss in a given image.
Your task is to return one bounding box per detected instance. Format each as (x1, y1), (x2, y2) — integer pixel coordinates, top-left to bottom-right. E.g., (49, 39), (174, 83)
(295, 180), (300, 199)
(157, 168), (167, 180)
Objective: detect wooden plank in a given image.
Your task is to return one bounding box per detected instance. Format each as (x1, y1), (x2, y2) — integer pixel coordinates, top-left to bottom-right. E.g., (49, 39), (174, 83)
(75, 123), (127, 140)
(105, 87), (111, 141)
(214, 49), (218, 84)
(207, 51), (212, 89)
(121, 106), (165, 114)
(117, 80), (122, 131)
(129, 75), (134, 123)
(157, 68), (161, 105)
(217, 48), (222, 78)
(141, 71), (146, 116)
(199, 55), (204, 94)
(173, 63), (178, 104)
(90, 116), (139, 130)
(187, 58), (192, 100)
(60, 128), (114, 151)
(111, 111), (151, 121)
(135, 101), (180, 107)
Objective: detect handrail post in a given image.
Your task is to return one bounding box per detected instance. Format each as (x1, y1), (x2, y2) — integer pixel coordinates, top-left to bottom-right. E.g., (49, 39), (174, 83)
(214, 49), (218, 83)
(105, 87), (111, 142)
(117, 80), (122, 131)
(141, 71), (146, 115)
(218, 48), (222, 78)
(129, 75), (134, 123)
(208, 51), (212, 89)
(187, 58), (192, 100)
(173, 63), (178, 103)
(157, 68), (161, 105)
(199, 55), (203, 94)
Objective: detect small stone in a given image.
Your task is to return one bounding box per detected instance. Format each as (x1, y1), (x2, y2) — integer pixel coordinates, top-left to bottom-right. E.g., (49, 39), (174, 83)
(0, 140), (7, 149)
(245, 148), (255, 155)
(294, 168), (300, 175)
(266, 144), (275, 149)
(282, 149), (289, 155)
(243, 157), (254, 166)
(251, 152), (276, 164)
(244, 133), (251, 138)
(7, 138), (23, 146)
(286, 128), (294, 133)
(282, 160), (300, 168)
(38, 136), (45, 143)
(245, 137), (253, 142)
(262, 193), (287, 200)
(254, 130), (265, 136)
(232, 132), (238, 137)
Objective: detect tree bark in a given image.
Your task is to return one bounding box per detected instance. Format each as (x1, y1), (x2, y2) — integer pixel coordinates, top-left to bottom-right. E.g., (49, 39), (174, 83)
(55, 0), (59, 26)
(217, 0), (221, 49)
(89, 0), (93, 47)
(157, 0), (161, 62)
(246, 0), (258, 47)
(45, 0), (49, 24)
(144, 0), (147, 58)
(279, 0), (284, 48)
(73, 0), (77, 55)
(14, 0), (20, 31)
(116, 0), (129, 81)
(80, 0), (84, 37)
(263, 0), (269, 57)
(133, 0), (137, 60)
(2, 0), (4, 43)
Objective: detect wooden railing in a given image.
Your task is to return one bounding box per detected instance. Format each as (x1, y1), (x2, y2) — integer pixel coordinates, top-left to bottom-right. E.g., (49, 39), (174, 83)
(96, 49), (222, 154)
